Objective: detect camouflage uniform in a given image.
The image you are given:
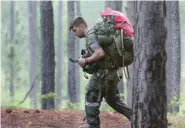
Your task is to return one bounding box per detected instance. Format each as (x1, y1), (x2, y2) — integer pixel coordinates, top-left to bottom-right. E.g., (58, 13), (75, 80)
(84, 30), (133, 128)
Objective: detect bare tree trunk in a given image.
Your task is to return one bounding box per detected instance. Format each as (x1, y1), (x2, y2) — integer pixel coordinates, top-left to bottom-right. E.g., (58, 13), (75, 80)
(132, 1), (167, 128)
(40, 1), (55, 110)
(105, 1), (122, 11)
(75, 1), (81, 103)
(28, 1), (38, 108)
(165, 1), (173, 114)
(9, 1), (15, 104)
(56, 1), (63, 108)
(166, 1), (181, 113)
(68, 1), (77, 107)
(125, 1), (135, 108)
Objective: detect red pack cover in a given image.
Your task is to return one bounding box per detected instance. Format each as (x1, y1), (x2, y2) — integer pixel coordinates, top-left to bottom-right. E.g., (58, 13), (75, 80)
(100, 8), (134, 37)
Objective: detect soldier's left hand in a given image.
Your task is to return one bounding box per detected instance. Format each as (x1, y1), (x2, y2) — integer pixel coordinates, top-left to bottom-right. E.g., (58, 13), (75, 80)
(78, 57), (86, 67)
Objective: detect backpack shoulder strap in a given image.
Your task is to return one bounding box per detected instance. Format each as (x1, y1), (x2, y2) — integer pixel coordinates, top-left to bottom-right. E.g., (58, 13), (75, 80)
(114, 29), (122, 56)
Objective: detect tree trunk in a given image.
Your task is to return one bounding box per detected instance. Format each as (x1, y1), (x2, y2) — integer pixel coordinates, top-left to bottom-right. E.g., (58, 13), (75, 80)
(166, 1), (181, 113)
(75, 1), (81, 103)
(105, 1), (122, 11)
(28, 1), (38, 108)
(9, 1), (15, 104)
(68, 1), (77, 106)
(56, 1), (63, 108)
(132, 1), (167, 128)
(125, 1), (135, 108)
(165, 1), (173, 114)
(40, 1), (55, 110)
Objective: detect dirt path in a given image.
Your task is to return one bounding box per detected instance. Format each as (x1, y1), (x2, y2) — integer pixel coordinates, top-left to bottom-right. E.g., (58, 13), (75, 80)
(1, 108), (131, 128)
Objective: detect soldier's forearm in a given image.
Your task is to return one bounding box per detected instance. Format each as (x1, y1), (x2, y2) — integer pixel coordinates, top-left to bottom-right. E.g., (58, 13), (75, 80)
(86, 48), (104, 64)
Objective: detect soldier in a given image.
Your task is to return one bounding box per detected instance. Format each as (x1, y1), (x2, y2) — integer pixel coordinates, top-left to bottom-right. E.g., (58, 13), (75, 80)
(69, 16), (133, 128)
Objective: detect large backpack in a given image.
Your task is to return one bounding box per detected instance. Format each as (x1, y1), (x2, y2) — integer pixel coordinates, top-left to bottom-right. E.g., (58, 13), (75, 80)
(94, 8), (134, 64)
(92, 8), (135, 78)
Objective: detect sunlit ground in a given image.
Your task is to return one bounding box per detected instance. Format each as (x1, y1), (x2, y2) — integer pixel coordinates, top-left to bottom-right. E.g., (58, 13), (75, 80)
(168, 114), (185, 128)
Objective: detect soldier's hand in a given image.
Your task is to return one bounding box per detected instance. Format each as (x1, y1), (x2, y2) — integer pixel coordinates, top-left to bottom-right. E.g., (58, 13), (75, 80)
(78, 57), (86, 67)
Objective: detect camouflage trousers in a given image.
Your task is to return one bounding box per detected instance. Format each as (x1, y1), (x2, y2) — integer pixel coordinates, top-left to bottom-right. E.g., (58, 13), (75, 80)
(85, 69), (133, 128)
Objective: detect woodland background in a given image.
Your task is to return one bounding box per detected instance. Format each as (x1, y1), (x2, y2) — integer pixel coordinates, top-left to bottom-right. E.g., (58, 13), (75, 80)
(1, 1), (185, 127)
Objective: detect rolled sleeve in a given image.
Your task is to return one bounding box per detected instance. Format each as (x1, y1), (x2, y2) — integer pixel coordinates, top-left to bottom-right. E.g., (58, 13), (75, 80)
(87, 33), (101, 51)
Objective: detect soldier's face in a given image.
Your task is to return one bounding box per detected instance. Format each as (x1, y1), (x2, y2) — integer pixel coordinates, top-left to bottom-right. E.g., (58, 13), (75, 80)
(71, 25), (85, 38)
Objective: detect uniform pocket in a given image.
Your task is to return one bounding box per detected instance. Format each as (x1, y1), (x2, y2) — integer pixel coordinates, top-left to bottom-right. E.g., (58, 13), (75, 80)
(105, 71), (120, 88)
(86, 91), (99, 102)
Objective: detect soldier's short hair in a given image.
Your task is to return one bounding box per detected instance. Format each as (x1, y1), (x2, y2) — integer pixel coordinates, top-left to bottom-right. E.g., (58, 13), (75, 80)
(69, 16), (87, 31)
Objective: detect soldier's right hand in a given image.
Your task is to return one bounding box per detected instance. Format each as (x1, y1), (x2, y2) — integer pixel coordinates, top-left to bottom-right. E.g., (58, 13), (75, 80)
(78, 57), (87, 67)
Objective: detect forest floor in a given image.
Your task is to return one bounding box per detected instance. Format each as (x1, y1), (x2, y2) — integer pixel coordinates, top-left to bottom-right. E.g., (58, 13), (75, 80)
(1, 108), (131, 128)
(1, 108), (185, 128)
